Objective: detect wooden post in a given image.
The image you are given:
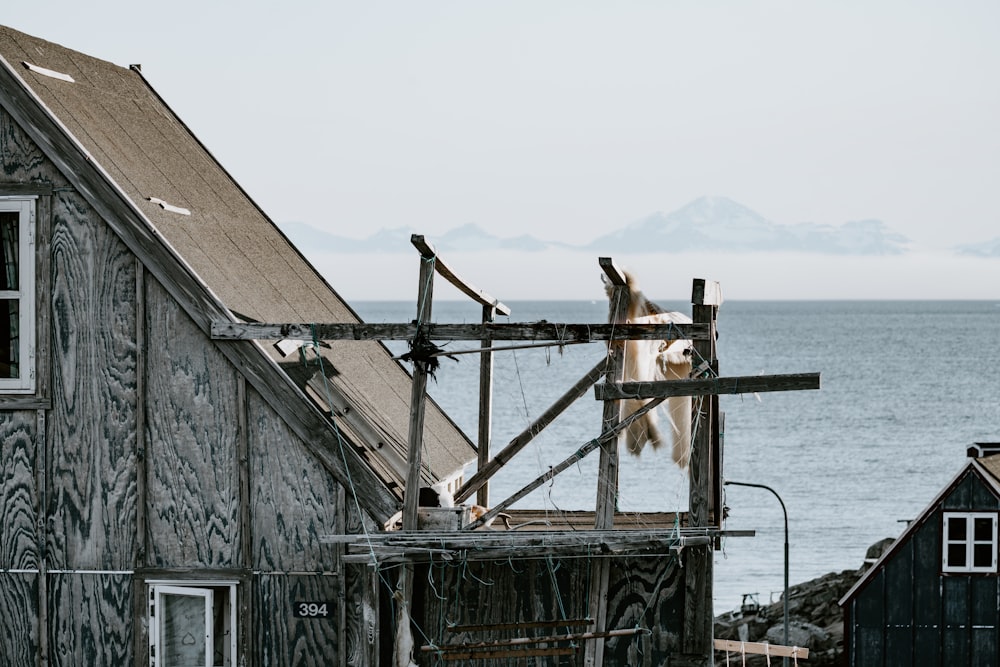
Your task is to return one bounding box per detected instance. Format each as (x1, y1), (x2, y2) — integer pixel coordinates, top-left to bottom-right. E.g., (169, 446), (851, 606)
(476, 304), (496, 508)
(401, 254), (435, 532)
(585, 258), (629, 667)
(681, 278), (722, 664)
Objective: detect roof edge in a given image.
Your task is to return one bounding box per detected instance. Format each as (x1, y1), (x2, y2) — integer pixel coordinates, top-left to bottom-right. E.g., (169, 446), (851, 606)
(838, 461), (980, 607)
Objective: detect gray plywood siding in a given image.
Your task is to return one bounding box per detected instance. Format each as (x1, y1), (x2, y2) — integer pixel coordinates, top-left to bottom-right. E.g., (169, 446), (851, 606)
(0, 572), (38, 664)
(248, 385), (343, 572)
(144, 277), (241, 567)
(253, 574), (340, 665)
(0, 411), (37, 569)
(605, 556), (683, 664)
(47, 190), (138, 570)
(47, 573), (132, 667)
(0, 106), (71, 188)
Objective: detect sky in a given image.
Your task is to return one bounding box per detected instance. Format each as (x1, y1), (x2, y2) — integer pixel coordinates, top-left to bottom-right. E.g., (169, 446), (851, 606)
(5, 2), (1000, 301)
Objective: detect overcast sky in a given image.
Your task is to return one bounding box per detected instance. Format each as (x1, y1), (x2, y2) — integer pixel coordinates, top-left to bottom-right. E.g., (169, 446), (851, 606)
(6, 2), (1000, 300)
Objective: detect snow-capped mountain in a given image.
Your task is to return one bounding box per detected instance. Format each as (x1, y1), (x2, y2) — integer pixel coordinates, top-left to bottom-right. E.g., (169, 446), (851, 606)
(280, 196), (919, 255)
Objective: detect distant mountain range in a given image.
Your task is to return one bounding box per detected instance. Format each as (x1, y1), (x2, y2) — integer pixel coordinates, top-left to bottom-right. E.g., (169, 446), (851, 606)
(280, 196), (999, 257)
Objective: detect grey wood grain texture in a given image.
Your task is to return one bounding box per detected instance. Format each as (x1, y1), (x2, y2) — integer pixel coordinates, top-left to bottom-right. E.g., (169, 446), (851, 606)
(47, 573), (131, 667)
(247, 385), (343, 573)
(0, 572), (38, 665)
(144, 277), (239, 567)
(343, 505), (382, 667)
(605, 557), (683, 666)
(0, 411), (37, 570)
(46, 190), (138, 570)
(0, 61), (399, 524)
(253, 573), (340, 666)
(417, 557), (589, 667)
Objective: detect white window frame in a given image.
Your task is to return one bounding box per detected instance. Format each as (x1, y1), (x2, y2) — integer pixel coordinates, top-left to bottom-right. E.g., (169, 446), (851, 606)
(148, 580), (238, 667)
(0, 197), (36, 394)
(942, 511), (998, 574)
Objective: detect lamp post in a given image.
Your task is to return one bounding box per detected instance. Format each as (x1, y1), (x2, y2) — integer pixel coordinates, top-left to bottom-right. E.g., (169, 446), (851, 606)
(724, 480), (789, 666)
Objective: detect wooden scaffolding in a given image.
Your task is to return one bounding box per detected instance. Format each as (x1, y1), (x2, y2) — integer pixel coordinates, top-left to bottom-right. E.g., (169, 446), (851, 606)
(212, 234), (820, 666)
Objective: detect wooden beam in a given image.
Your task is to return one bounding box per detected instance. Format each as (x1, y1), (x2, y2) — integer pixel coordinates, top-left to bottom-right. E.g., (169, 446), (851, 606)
(713, 639), (810, 659)
(411, 234), (511, 315)
(211, 321), (709, 342)
(446, 619), (593, 633)
(476, 304), (495, 507)
(454, 359), (606, 504)
(430, 647), (578, 661)
(683, 289), (718, 659)
(422, 627), (648, 652)
(594, 372), (821, 400)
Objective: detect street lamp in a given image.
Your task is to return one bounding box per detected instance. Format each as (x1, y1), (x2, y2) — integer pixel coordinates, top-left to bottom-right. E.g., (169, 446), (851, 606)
(724, 480), (789, 666)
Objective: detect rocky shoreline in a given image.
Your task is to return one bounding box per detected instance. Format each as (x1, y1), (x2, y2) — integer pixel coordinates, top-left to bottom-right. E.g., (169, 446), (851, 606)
(713, 538), (894, 666)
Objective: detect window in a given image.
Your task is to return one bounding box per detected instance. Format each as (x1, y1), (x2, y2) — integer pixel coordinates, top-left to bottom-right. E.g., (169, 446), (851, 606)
(942, 512), (998, 573)
(148, 581), (237, 667)
(0, 197), (35, 393)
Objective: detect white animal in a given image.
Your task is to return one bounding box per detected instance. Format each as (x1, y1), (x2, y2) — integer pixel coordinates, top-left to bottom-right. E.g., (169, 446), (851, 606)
(604, 271), (692, 468)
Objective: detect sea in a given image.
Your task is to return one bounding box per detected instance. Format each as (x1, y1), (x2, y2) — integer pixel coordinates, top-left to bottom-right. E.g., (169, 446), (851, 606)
(352, 299), (1000, 614)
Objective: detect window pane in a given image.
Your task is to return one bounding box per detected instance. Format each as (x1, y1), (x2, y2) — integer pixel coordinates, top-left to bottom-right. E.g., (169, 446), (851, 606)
(0, 299), (18, 379)
(947, 543), (966, 567)
(947, 516), (967, 541)
(0, 212), (18, 291)
(973, 544), (994, 568)
(974, 517), (994, 542)
(161, 593), (208, 665)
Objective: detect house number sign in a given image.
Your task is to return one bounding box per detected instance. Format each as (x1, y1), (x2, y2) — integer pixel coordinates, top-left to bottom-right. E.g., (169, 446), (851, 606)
(294, 601), (333, 618)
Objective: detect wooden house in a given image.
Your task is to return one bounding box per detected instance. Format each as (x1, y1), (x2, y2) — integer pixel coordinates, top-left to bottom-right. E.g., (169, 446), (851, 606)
(0, 25), (821, 667)
(840, 444), (1000, 666)
(0, 25), (475, 666)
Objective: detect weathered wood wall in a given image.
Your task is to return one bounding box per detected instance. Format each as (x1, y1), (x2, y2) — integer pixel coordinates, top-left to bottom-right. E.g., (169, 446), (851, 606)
(411, 554), (683, 667)
(0, 105), (360, 666)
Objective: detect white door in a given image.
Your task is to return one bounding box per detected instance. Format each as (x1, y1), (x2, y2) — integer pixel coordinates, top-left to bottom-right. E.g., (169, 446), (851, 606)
(152, 585), (214, 667)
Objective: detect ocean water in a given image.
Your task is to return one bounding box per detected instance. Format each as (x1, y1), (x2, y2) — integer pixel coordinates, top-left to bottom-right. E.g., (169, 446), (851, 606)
(352, 299), (1000, 614)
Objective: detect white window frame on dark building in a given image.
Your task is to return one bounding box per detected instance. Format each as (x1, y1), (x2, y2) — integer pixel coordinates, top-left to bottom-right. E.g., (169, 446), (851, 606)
(0, 196), (36, 394)
(942, 511), (999, 574)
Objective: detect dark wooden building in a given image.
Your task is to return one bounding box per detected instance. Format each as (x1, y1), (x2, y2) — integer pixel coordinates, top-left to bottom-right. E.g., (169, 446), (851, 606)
(840, 445), (1000, 666)
(0, 24), (476, 666)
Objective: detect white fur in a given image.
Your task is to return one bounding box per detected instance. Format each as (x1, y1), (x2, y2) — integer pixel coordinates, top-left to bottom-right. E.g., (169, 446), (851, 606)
(605, 272), (692, 467)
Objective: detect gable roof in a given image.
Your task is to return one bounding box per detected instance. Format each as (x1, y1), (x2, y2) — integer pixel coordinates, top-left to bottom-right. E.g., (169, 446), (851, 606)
(0, 25), (475, 522)
(839, 454), (1000, 606)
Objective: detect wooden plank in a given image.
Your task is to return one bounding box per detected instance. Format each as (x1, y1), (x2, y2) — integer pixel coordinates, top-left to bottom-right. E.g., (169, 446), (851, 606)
(446, 618), (593, 632)
(211, 320), (709, 343)
(605, 557), (683, 665)
(595, 372), (821, 399)
(454, 359), (606, 504)
(47, 202), (138, 569)
(433, 647), (578, 661)
(713, 639), (809, 659)
(476, 304), (495, 507)
(423, 627), (647, 651)
(401, 255), (435, 532)
(0, 411), (37, 570)
(144, 279), (239, 567)
(588, 260), (630, 667)
(253, 573), (341, 666)
(411, 234), (510, 315)
(247, 386), (344, 572)
(0, 181), (53, 195)
(48, 572), (132, 665)
(134, 261), (148, 570)
(683, 296), (717, 660)
(0, 572), (38, 665)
